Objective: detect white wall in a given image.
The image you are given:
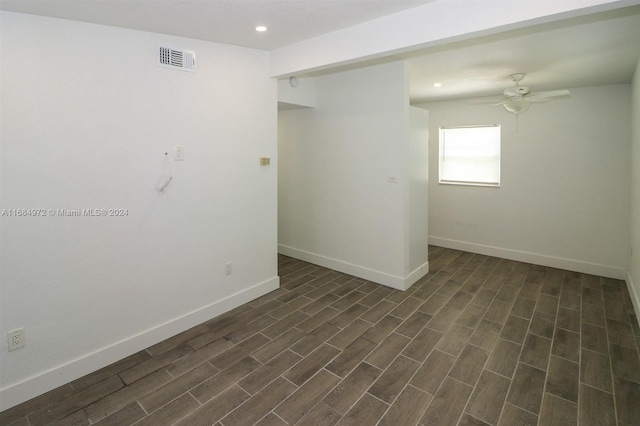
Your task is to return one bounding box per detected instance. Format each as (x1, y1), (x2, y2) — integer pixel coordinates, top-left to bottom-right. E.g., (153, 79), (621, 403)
(278, 61), (428, 290)
(408, 107), (429, 274)
(0, 12), (278, 410)
(629, 59), (640, 318)
(419, 84), (631, 278)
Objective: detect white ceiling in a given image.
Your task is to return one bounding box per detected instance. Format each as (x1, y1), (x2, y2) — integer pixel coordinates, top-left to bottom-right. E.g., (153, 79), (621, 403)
(0, 0), (433, 50)
(1, 0), (639, 103)
(405, 6), (640, 103)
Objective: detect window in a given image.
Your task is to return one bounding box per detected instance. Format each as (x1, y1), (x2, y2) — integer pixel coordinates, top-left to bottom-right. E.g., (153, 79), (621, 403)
(439, 125), (501, 187)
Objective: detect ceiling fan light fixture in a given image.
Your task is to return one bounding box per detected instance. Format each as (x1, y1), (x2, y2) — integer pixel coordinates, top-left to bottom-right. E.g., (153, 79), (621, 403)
(510, 73), (526, 83)
(503, 99), (531, 115)
(468, 72), (570, 116)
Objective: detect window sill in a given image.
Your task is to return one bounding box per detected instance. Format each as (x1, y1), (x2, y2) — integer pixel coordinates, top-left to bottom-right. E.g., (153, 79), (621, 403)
(438, 180), (500, 188)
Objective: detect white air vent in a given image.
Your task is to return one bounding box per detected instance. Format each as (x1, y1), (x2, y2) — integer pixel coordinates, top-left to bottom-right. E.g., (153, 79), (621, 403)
(157, 46), (196, 72)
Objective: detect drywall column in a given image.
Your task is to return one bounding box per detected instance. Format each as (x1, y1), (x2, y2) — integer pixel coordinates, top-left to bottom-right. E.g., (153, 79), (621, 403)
(629, 59), (640, 320)
(407, 107), (429, 277)
(278, 61), (428, 290)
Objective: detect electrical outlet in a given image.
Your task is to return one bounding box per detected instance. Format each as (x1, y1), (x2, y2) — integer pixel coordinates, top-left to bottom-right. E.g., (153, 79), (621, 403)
(225, 262), (232, 276)
(8, 328), (25, 351)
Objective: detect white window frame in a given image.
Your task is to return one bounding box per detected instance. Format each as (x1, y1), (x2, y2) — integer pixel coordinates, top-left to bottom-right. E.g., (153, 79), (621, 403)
(439, 125), (501, 187)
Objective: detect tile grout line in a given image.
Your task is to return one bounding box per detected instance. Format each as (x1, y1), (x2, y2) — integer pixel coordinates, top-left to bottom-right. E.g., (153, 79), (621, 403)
(478, 260), (524, 424)
(439, 254), (503, 426)
(450, 257), (501, 426)
(496, 268), (546, 426)
(538, 272), (564, 425)
(601, 276), (621, 426)
(576, 274), (586, 426)
(488, 260), (526, 426)
(372, 250), (473, 425)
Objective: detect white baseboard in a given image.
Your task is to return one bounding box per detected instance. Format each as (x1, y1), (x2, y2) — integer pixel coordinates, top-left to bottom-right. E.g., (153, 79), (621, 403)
(626, 272), (640, 330)
(0, 276), (279, 412)
(278, 244), (428, 291)
(429, 236), (627, 280)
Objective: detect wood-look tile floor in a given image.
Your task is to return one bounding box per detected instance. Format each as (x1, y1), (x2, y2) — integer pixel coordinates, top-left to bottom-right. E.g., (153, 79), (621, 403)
(3, 246), (640, 425)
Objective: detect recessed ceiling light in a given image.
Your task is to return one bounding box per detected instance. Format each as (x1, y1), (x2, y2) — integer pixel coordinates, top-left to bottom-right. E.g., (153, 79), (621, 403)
(433, 82), (442, 88)
(255, 25), (267, 32)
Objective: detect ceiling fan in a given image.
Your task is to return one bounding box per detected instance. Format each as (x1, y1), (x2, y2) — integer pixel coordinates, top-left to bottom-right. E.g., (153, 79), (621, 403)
(470, 73), (571, 115)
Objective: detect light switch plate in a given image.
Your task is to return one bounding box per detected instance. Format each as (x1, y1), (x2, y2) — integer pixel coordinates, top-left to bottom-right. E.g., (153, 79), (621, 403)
(174, 145), (184, 161)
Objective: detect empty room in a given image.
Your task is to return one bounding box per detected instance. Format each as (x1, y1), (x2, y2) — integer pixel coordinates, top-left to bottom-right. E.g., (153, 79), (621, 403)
(1, 0), (640, 425)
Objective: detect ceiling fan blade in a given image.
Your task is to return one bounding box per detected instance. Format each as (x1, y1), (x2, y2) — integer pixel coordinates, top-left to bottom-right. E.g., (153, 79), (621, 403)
(526, 96), (552, 103)
(468, 97), (504, 105)
(530, 89), (571, 99)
